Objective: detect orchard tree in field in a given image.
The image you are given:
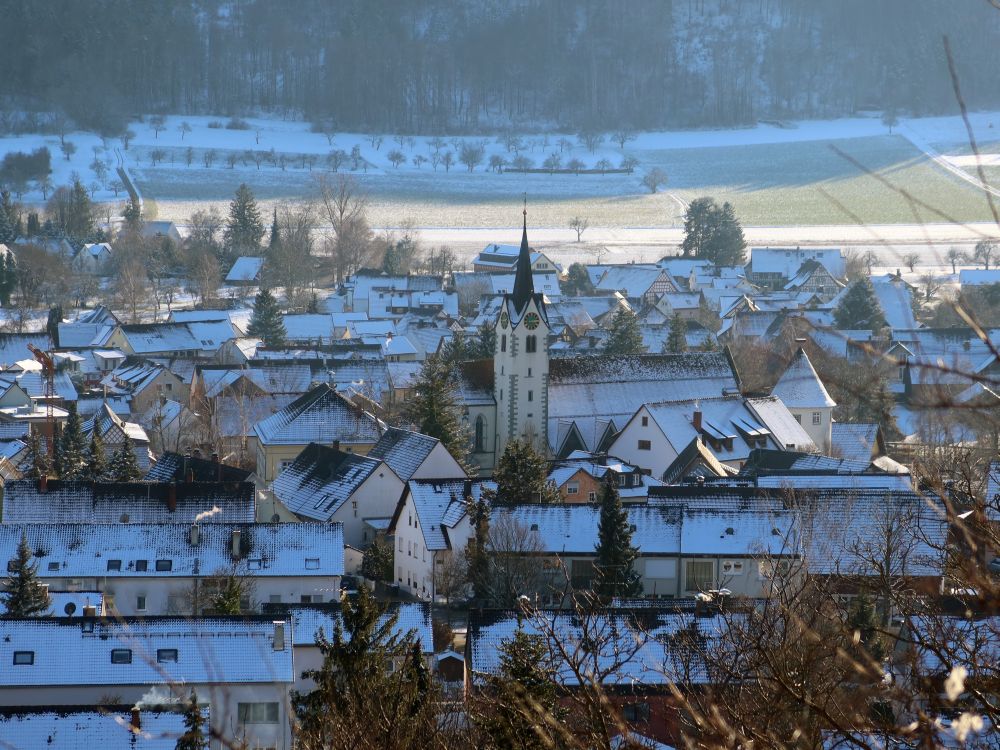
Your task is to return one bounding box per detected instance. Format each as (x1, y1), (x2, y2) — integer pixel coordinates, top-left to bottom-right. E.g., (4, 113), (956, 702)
(881, 105), (899, 134)
(834, 278), (886, 331)
(681, 196), (747, 266)
(403, 356), (469, 470)
(1, 532), (51, 616)
(974, 240), (997, 270)
(603, 307), (644, 355)
(108, 435), (142, 481)
(176, 690), (208, 750)
(642, 167), (668, 193)
(223, 183), (265, 256)
(563, 262), (594, 296)
(903, 252), (920, 273)
(459, 142), (485, 172)
(946, 246), (967, 275)
(593, 477), (642, 598)
(489, 439), (559, 505)
(60, 140), (76, 162)
(178, 121), (192, 140)
(665, 312), (688, 353)
(248, 288), (287, 348)
(149, 114), (166, 138)
(568, 216), (589, 242)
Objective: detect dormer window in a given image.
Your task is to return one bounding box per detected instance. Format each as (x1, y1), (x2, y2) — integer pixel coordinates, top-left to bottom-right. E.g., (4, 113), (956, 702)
(107, 560), (122, 571)
(13, 651), (34, 665)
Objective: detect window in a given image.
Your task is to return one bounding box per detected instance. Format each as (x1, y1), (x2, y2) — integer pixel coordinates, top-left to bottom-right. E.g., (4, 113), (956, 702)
(135, 560), (148, 572)
(720, 560), (745, 575)
(527, 367), (532, 377)
(136, 595), (147, 611)
(638, 439), (651, 451)
(623, 702), (650, 723)
(641, 416), (648, 427)
(13, 651), (34, 665)
(107, 559), (121, 571)
(305, 558), (320, 570)
(812, 412), (821, 425)
(685, 560), (715, 592)
(111, 649), (132, 664)
(528, 390), (533, 402)
(566, 482), (579, 495)
(588, 491), (597, 502)
(47, 561), (59, 571)
(269, 595), (282, 603)
(501, 335), (507, 353)
(474, 415), (486, 453)
(238, 703), (279, 724)
(156, 649), (178, 663)
(155, 559), (172, 572)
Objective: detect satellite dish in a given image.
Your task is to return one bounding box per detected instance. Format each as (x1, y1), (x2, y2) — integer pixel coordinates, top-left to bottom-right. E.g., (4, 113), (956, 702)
(64, 602), (77, 616)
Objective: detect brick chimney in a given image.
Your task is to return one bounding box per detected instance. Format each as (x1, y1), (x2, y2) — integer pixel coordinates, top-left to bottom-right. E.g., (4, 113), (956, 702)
(692, 409), (702, 432)
(167, 483), (177, 512)
(130, 706), (141, 732)
(39, 475), (48, 493)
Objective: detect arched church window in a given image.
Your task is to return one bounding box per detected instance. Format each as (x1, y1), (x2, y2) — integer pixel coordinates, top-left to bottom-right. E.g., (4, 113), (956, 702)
(474, 415), (485, 453)
(501, 334), (507, 352)
(525, 335), (537, 353)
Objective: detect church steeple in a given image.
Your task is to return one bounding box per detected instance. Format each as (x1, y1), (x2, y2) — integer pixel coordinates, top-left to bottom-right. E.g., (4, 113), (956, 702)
(511, 205), (534, 313)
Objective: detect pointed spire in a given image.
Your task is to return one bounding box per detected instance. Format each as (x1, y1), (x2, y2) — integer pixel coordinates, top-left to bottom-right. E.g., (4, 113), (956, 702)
(511, 201), (534, 312)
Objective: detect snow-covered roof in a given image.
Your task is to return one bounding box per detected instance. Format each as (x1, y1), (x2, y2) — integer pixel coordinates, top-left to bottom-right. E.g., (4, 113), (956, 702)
(830, 423), (880, 462)
(397, 479), (492, 551)
(771, 348), (836, 408)
(871, 275), (919, 330)
(283, 602), (433, 649)
(0, 616), (293, 686)
(1, 480), (256, 524)
(270, 442), (386, 521)
(0, 333), (51, 368)
(547, 352), (740, 451)
(368, 427), (442, 481)
(144, 452), (253, 483)
(959, 268), (1000, 286)
(121, 320), (237, 355)
(0, 707), (189, 749)
(748, 247), (845, 279)
(593, 265), (675, 299)
(225, 255), (265, 282)
(0, 522), (344, 579)
(253, 384), (383, 446)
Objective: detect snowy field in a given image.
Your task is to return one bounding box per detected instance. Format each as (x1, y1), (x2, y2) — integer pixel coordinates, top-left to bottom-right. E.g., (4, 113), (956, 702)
(3, 112), (1000, 252)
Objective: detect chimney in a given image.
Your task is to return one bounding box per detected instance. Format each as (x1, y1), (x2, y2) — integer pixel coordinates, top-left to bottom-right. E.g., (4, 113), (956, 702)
(332, 440), (341, 452)
(189, 523), (200, 546)
(272, 621), (286, 651)
(130, 706), (141, 732)
(83, 604), (97, 617)
(167, 483), (177, 513)
(39, 475), (48, 493)
(212, 452), (221, 481)
(186, 468), (195, 483)
(230, 529), (242, 559)
(692, 409), (702, 432)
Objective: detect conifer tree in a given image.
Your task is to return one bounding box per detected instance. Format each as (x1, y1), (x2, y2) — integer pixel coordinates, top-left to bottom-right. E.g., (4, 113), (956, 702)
(665, 312), (688, 353)
(223, 183), (265, 255)
(20, 431), (50, 479)
(0, 253), (16, 306)
(834, 278), (887, 331)
(176, 690), (208, 750)
(593, 477), (642, 598)
(108, 435), (142, 481)
(680, 197), (746, 266)
(465, 494), (491, 601)
(0, 195), (14, 244)
(268, 206), (280, 249)
(490, 439), (559, 505)
(603, 306), (645, 356)
(403, 641), (431, 716)
(403, 356), (469, 470)
(122, 198), (142, 230)
(55, 402), (88, 480)
(247, 288), (286, 348)
(477, 629), (562, 748)
(1, 532), (51, 616)
(87, 430), (107, 481)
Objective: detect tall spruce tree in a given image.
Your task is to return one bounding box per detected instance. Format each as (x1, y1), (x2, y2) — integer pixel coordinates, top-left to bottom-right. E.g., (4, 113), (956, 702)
(713, 201), (747, 266)
(268, 206), (280, 249)
(108, 435), (142, 481)
(0, 253), (16, 306)
(603, 306), (645, 356)
(176, 690), (208, 750)
(403, 356), (469, 470)
(87, 430), (107, 481)
(593, 477), (642, 598)
(834, 278), (887, 331)
(665, 312), (688, 353)
(477, 629), (562, 748)
(223, 183), (265, 255)
(1, 532), (51, 616)
(0, 195), (14, 244)
(56, 403), (88, 479)
(465, 494), (491, 602)
(247, 288), (286, 348)
(489, 439), (559, 505)
(680, 197), (746, 266)
(20, 431), (50, 479)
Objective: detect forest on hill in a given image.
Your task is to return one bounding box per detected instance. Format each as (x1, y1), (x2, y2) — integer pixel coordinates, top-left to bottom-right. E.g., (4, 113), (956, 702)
(1, 0), (999, 135)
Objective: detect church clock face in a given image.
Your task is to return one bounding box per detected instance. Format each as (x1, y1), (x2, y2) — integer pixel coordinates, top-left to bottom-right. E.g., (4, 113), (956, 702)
(500, 311), (509, 329)
(524, 312), (540, 330)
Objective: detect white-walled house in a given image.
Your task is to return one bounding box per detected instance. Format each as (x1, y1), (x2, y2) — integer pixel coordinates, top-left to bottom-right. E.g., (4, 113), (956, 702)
(0, 523), (344, 615)
(367, 426), (468, 481)
(389, 479), (492, 601)
(271, 442), (405, 549)
(770, 348), (836, 454)
(0, 616), (293, 750)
